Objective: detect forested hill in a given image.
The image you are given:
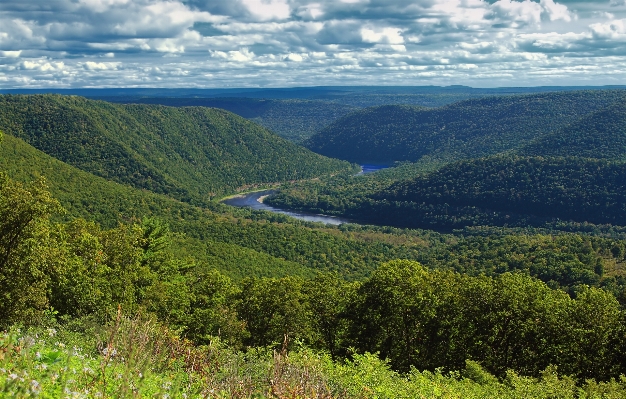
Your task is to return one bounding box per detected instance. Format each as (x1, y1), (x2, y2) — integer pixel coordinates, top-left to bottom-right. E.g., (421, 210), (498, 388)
(378, 156), (626, 227)
(0, 94), (353, 202)
(306, 90), (626, 164)
(112, 97), (358, 142)
(519, 99), (626, 160)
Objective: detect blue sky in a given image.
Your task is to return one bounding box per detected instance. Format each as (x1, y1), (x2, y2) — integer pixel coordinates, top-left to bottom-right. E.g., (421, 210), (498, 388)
(1, 0), (625, 88)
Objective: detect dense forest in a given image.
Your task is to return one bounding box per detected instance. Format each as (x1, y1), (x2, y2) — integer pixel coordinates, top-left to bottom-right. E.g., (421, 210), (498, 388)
(3, 166), (626, 397)
(109, 97), (358, 143)
(0, 95), (353, 202)
(4, 88), (626, 397)
(519, 99), (626, 160)
(306, 90), (626, 164)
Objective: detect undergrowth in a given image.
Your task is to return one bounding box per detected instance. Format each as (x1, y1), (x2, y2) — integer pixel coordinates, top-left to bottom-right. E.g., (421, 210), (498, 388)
(2, 312), (626, 398)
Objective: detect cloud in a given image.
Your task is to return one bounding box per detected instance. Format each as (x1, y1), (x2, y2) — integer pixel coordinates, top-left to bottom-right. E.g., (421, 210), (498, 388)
(21, 60), (65, 71)
(540, 0), (574, 22)
(83, 61), (119, 71)
(361, 28), (405, 44)
(285, 53), (304, 61)
(0, 50), (22, 58)
(1, 0), (625, 88)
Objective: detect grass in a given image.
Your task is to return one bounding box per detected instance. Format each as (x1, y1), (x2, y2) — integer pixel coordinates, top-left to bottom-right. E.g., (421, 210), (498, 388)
(4, 312), (626, 398)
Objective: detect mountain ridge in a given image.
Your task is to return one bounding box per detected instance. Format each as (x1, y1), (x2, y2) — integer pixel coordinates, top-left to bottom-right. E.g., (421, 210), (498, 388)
(306, 90), (626, 164)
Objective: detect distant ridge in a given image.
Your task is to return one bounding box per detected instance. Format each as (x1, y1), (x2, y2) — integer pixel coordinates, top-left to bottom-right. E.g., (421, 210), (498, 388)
(519, 99), (626, 160)
(3, 85), (626, 98)
(306, 90), (626, 164)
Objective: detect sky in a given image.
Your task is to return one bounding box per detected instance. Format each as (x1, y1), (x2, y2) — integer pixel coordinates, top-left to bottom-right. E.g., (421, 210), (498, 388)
(1, 0), (626, 88)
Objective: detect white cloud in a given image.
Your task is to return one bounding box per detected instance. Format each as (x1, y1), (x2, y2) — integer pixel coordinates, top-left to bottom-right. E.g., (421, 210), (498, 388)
(211, 48), (256, 62)
(540, 0), (573, 22)
(241, 0), (291, 21)
(0, 0), (624, 88)
(0, 50), (22, 58)
(590, 18), (626, 40)
(286, 53), (304, 61)
(490, 0), (544, 27)
(78, 0), (132, 13)
(21, 60), (65, 71)
(84, 61), (116, 70)
(295, 3), (324, 20)
(361, 28), (404, 44)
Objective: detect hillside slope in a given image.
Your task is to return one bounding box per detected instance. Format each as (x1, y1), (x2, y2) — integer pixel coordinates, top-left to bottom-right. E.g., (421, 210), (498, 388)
(519, 99), (626, 160)
(0, 133), (419, 280)
(116, 97), (358, 142)
(377, 156), (626, 227)
(0, 95), (353, 202)
(306, 91), (626, 164)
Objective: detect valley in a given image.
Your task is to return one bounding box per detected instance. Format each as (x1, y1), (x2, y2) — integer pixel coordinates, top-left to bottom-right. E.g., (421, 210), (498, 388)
(3, 87), (626, 398)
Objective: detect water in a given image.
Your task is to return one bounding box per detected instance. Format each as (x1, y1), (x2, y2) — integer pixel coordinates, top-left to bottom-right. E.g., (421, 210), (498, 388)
(222, 164), (389, 225)
(357, 164), (389, 175)
(223, 190), (350, 225)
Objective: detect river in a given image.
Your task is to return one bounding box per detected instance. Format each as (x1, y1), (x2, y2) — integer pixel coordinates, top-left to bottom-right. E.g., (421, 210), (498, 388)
(222, 164), (388, 225)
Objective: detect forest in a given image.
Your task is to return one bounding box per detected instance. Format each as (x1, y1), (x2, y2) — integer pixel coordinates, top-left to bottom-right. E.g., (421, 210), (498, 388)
(305, 90), (626, 164)
(3, 88), (626, 398)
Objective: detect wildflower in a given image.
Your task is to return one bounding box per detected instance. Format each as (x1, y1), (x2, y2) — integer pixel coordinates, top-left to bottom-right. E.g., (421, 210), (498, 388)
(47, 328), (57, 337)
(102, 347), (117, 357)
(31, 379), (41, 394)
(8, 373), (18, 380)
(36, 351), (41, 359)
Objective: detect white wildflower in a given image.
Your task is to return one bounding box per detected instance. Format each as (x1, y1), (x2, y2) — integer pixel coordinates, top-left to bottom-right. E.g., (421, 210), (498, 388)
(30, 379), (41, 394)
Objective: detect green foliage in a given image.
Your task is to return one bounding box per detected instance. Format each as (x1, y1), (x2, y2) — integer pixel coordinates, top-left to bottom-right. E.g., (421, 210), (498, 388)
(0, 94), (352, 201)
(119, 97), (359, 142)
(378, 156), (626, 227)
(306, 90), (626, 164)
(6, 91), (626, 396)
(185, 266), (245, 346)
(0, 134), (395, 280)
(0, 173), (62, 326)
(237, 276), (313, 349)
(346, 260), (624, 381)
(270, 155), (626, 233)
(520, 99), (626, 160)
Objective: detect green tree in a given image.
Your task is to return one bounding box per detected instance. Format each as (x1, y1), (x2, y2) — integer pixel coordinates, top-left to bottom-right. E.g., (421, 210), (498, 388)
(304, 272), (357, 359)
(185, 266), (244, 346)
(0, 172), (63, 326)
(237, 276), (313, 349)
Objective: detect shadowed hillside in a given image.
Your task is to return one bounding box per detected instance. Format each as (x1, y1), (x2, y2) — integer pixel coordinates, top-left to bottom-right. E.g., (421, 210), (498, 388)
(519, 99), (626, 160)
(306, 90), (626, 164)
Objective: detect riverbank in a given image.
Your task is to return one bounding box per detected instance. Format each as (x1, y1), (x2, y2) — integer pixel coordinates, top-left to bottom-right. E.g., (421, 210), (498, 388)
(222, 190), (351, 225)
(220, 164), (389, 225)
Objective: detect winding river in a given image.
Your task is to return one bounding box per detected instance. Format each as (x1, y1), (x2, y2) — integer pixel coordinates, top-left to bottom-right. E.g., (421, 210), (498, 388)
(222, 164), (388, 225)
